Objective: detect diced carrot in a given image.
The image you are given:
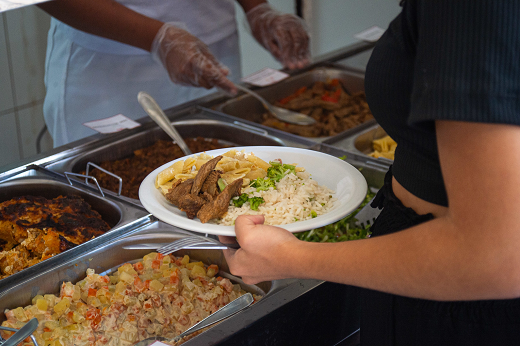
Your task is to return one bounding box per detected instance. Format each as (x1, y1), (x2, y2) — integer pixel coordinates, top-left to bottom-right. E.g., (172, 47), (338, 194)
(151, 260), (161, 269)
(88, 288), (97, 297)
(133, 262), (144, 271)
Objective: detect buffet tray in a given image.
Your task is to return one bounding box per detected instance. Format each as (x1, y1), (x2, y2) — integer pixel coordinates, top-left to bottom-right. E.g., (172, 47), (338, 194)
(44, 118), (290, 206)
(323, 122), (393, 162)
(215, 67), (376, 144)
(0, 165), (151, 291)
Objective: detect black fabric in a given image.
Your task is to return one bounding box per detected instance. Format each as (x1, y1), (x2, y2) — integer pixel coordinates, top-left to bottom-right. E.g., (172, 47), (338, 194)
(360, 168), (520, 346)
(365, 0), (520, 206)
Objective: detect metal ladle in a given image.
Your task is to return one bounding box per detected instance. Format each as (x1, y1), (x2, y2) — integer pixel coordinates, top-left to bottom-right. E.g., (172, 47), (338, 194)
(137, 91), (192, 156)
(233, 84), (316, 126)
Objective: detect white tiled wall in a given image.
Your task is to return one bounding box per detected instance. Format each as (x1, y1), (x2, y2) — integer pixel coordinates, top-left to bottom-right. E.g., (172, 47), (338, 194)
(0, 6), (52, 170)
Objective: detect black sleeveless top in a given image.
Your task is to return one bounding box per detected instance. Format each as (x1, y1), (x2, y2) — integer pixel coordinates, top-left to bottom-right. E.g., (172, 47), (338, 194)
(365, 0), (520, 206)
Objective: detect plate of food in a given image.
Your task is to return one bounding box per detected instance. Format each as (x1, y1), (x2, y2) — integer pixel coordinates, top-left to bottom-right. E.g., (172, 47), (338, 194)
(139, 146), (367, 236)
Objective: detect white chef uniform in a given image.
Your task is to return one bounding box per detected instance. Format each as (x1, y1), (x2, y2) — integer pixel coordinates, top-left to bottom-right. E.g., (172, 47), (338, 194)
(43, 0), (241, 147)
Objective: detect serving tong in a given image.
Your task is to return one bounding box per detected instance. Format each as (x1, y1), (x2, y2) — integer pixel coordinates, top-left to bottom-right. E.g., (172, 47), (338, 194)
(0, 318), (38, 346)
(133, 293), (253, 346)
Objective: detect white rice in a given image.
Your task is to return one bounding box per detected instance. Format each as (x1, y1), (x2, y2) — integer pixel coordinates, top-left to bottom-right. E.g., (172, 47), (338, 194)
(214, 171), (337, 226)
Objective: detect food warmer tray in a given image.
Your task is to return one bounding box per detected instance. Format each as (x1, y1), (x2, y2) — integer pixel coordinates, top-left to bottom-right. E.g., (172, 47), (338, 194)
(43, 117), (294, 206)
(0, 165), (151, 291)
(214, 67), (377, 144)
(0, 222), (358, 346)
(323, 123), (394, 165)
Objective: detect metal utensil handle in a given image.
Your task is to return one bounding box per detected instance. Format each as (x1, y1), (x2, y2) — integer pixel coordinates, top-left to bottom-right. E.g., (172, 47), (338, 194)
(64, 172), (105, 197)
(0, 318), (38, 346)
(173, 292), (254, 342)
(137, 91), (192, 156)
(232, 121), (269, 136)
(85, 162), (123, 195)
(233, 84), (271, 111)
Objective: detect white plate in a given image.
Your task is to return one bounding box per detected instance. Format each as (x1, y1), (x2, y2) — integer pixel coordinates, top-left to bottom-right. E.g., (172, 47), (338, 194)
(139, 146), (367, 236)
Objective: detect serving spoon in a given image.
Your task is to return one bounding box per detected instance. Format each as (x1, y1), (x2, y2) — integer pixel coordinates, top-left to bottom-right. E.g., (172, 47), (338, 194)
(138, 91), (192, 156)
(232, 83), (316, 126)
(133, 293), (254, 346)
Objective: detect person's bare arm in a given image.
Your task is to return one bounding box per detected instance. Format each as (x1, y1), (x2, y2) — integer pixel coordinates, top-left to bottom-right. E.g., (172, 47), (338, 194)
(37, 0), (163, 51)
(224, 121), (520, 301)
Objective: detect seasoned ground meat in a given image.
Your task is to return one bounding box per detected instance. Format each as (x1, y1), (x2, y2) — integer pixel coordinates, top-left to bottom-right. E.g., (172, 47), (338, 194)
(260, 80), (373, 137)
(84, 138), (231, 199)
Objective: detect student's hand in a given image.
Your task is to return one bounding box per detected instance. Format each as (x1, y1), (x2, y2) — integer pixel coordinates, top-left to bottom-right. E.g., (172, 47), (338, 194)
(246, 3), (310, 69)
(219, 215), (302, 284)
(151, 22), (237, 94)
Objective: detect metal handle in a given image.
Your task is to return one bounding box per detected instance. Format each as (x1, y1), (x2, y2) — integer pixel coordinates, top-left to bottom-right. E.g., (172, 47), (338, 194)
(0, 318), (38, 346)
(86, 162), (122, 195)
(137, 91), (192, 156)
(173, 293), (253, 342)
(232, 121), (269, 136)
(64, 172), (105, 197)
(233, 84), (272, 111)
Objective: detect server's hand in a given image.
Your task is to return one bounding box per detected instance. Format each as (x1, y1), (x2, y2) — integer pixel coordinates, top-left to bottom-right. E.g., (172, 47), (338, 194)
(246, 3), (310, 70)
(151, 22), (237, 94)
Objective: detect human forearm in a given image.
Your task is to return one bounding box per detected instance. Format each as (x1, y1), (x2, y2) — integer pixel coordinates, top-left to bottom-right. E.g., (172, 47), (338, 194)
(294, 216), (520, 301)
(37, 0), (162, 51)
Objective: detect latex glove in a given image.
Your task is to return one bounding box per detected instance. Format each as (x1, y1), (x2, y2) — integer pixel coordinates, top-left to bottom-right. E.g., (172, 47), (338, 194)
(151, 22), (237, 94)
(246, 3), (310, 70)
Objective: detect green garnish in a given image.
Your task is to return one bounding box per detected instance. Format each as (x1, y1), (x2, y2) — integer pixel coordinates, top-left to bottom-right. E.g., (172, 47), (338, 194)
(217, 178), (226, 192)
(311, 210), (317, 218)
(294, 190), (376, 243)
(232, 193), (249, 208)
(232, 193), (265, 210)
(249, 197), (265, 211)
(250, 177), (276, 191)
(339, 155), (347, 160)
(267, 161), (296, 182)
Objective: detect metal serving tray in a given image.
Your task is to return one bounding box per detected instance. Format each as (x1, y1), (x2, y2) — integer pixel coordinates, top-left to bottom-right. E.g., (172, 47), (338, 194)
(45, 119), (287, 205)
(0, 165), (151, 291)
(331, 48), (374, 74)
(216, 67), (376, 144)
(324, 122), (393, 163)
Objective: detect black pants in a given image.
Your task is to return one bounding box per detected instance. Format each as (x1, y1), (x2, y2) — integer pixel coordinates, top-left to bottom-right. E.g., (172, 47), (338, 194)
(360, 168), (520, 346)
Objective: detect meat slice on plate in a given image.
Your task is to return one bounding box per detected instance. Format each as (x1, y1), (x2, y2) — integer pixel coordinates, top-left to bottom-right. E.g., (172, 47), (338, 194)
(197, 178), (243, 223)
(200, 170), (222, 198)
(191, 155), (222, 195)
(165, 179), (193, 207)
(178, 194), (206, 219)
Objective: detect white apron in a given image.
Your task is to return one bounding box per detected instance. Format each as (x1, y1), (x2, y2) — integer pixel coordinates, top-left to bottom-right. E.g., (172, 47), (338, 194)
(43, 0), (241, 147)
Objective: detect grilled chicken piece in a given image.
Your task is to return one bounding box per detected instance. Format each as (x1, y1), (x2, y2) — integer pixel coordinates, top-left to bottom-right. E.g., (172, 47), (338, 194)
(197, 179), (243, 223)
(191, 155), (223, 195)
(165, 179), (194, 207)
(200, 170), (222, 198)
(0, 195), (108, 279)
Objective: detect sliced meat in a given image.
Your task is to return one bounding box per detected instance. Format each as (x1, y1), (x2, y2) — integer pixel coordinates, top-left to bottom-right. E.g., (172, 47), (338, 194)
(197, 179), (243, 223)
(201, 170), (222, 198)
(178, 194), (206, 219)
(191, 156), (223, 195)
(165, 179), (194, 207)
